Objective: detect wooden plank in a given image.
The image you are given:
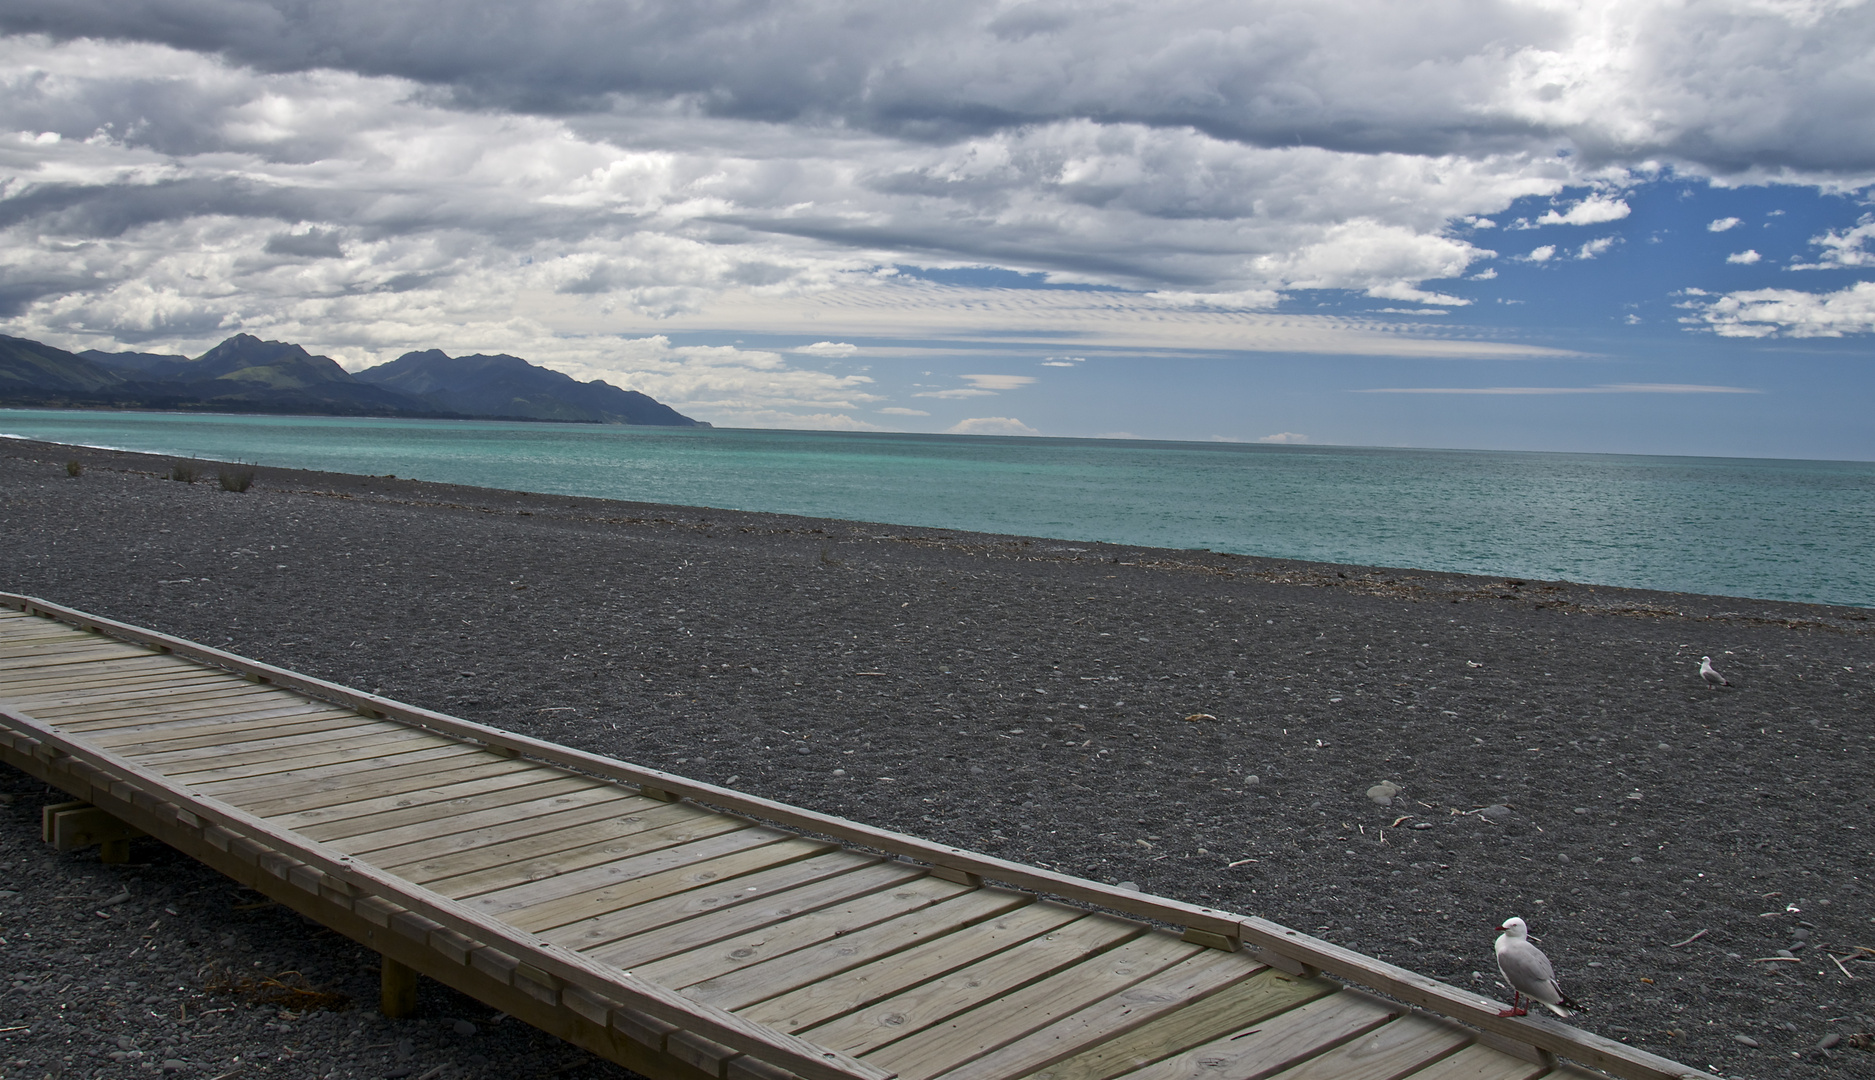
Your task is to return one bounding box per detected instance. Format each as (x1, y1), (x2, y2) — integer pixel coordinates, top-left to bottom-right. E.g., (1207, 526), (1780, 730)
(89, 712), (373, 754)
(359, 790), (720, 872)
(929, 946), (1264, 1080)
(496, 836), (836, 934)
(232, 756), (545, 818)
(804, 914), (1147, 1056)
(2, 673), (243, 713)
(391, 799), (726, 891)
(126, 723), (419, 770)
(51, 691), (330, 732)
(0, 640), (153, 667)
(859, 930), (1205, 1080)
(253, 763), (564, 829)
(1355, 1041), (1543, 1080)
(1006, 968), (1337, 1080)
(152, 729), (446, 781)
(1102, 991), (1400, 1080)
(0, 654), (202, 690)
(295, 775), (604, 842)
(1255, 1013), (1475, 1080)
(700, 889), (1037, 1016)
(189, 743), (489, 801)
(557, 853), (906, 959)
(37, 678), (287, 719)
(329, 784), (638, 857)
(629, 873), (973, 991)
(739, 900), (1086, 1033)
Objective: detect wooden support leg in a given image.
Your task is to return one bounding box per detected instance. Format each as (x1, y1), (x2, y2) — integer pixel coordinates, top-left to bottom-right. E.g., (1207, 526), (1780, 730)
(99, 838), (132, 864)
(381, 955), (419, 1019)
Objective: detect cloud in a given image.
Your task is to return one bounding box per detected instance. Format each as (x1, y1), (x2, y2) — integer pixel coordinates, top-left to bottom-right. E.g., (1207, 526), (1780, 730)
(792, 341), (859, 356)
(1536, 195), (1631, 226)
(1470, 267), (1497, 280)
(1522, 245), (1557, 262)
(1791, 219), (1875, 269)
(1726, 249), (1762, 264)
(1686, 281), (1875, 338)
(960, 373), (1036, 391)
(948, 416), (1038, 436)
(878, 406), (929, 416)
(1708, 217), (1743, 232)
(1039, 357), (1081, 366)
(13, 0), (1874, 176)
(1576, 236), (1618, 259)
(1256, 431), (1309, 443)
(1356, 384), (1760, 394)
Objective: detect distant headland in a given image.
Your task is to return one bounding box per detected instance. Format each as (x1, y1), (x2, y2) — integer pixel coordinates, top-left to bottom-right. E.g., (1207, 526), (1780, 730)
(0, 332), (707, 427)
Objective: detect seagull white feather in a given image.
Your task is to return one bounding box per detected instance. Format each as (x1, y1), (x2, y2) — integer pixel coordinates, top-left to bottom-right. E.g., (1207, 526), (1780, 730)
(1699, 656), (1730, 688)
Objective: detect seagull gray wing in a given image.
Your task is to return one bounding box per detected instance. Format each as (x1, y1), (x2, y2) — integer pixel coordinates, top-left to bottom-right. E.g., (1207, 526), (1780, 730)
(1497, 938), (1561, 1004)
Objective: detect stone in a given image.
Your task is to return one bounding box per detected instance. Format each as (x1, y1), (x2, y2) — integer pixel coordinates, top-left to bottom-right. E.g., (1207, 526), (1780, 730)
(1412, 822), (1433, 830)
(1244, 775), (1260, 786)
(1480, 804), (1512, 822)
(1733, 1035), (1760, 1048)
(452, 1020), (476, 1037)
(831, 768), (847, 777)
(1816, 1033), (1842, 1050)
(1366, 781), (1401, 806)
(1115, 881), (1140, 892)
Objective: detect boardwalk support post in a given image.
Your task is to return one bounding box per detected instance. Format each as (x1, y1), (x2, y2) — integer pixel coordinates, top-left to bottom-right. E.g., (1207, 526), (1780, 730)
(43, 800), (144, 863)
(382, 956), (419, 1019)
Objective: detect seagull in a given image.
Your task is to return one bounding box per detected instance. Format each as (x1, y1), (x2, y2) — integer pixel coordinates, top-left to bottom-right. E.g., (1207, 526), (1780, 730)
(1494, 916), (1583, 1018)
(1699, 656), (1731, 688)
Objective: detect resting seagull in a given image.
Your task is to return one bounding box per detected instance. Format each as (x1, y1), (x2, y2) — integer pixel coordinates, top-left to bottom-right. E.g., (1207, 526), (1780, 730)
(1494, 917), (1582, 1018)
(1699, 656), (1731, 688)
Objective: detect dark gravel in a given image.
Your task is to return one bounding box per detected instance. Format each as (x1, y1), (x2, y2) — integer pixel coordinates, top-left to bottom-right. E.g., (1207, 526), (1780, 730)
(2, 437), (1872, 1080)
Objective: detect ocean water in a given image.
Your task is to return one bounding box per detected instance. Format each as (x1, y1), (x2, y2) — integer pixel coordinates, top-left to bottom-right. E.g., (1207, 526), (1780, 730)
(5, 408), (1872, 608)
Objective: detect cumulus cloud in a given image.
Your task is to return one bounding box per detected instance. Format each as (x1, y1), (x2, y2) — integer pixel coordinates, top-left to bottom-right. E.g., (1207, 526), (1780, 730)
(1536, 195), (1631, 226)
(1709, 217), (1743, 232)
(1792, 219), (1875, 269)
(1727, 249), (1763, 264)
(949, 416), (1038, 436)
(878, 406), (929, 416)
(1522, 245), (1558, 262)
(1256, 431), (1309, 443)
(1576, 236), (1618, 259)
(1686, 281), (1875, 338)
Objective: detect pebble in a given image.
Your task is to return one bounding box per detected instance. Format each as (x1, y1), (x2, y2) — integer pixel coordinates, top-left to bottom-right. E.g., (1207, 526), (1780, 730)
(1365, 781), (1401, 806)
(452, 1019), (477, 1037)
(1244, 775), (1259, 786)
(1411, 822), (1432, 830)
(1115, 881), (1140, 892)
(161, 1060), (186, 1073)
(1816, 1033), (1842, 1050)
(1557, 853), (1570, 862)
(831, 768), (847, 777)
(1480, 805), (1512, 821)
(1733, 1034), (1760, 1048)
(795, 744), (812, 755)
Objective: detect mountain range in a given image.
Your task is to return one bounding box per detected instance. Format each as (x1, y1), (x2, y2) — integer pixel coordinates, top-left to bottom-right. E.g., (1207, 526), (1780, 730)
(0, 333), (705, 427)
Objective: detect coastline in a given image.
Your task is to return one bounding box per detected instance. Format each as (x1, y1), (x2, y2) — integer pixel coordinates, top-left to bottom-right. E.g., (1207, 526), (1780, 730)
(1, 437), (1870, 1079)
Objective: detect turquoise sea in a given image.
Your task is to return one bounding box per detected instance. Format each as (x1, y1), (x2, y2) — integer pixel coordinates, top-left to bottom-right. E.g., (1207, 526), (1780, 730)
(4, 408), (1872, 609)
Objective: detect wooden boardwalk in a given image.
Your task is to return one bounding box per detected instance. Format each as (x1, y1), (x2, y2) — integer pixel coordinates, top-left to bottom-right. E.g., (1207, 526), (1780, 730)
(0, 593), (1701, 1080)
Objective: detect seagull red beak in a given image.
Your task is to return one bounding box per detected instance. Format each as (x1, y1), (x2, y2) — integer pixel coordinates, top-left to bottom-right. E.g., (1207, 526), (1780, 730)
(1494, 923), (1510, 932)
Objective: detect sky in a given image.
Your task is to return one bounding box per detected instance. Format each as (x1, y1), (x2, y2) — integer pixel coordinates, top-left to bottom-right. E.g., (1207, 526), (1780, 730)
(2, 1), (1873, 459)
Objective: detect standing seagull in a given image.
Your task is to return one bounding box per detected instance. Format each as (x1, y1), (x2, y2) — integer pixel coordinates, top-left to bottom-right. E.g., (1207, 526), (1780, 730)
(1699, 656), (1731, 688)
(1494, 917), (1583, 1018)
